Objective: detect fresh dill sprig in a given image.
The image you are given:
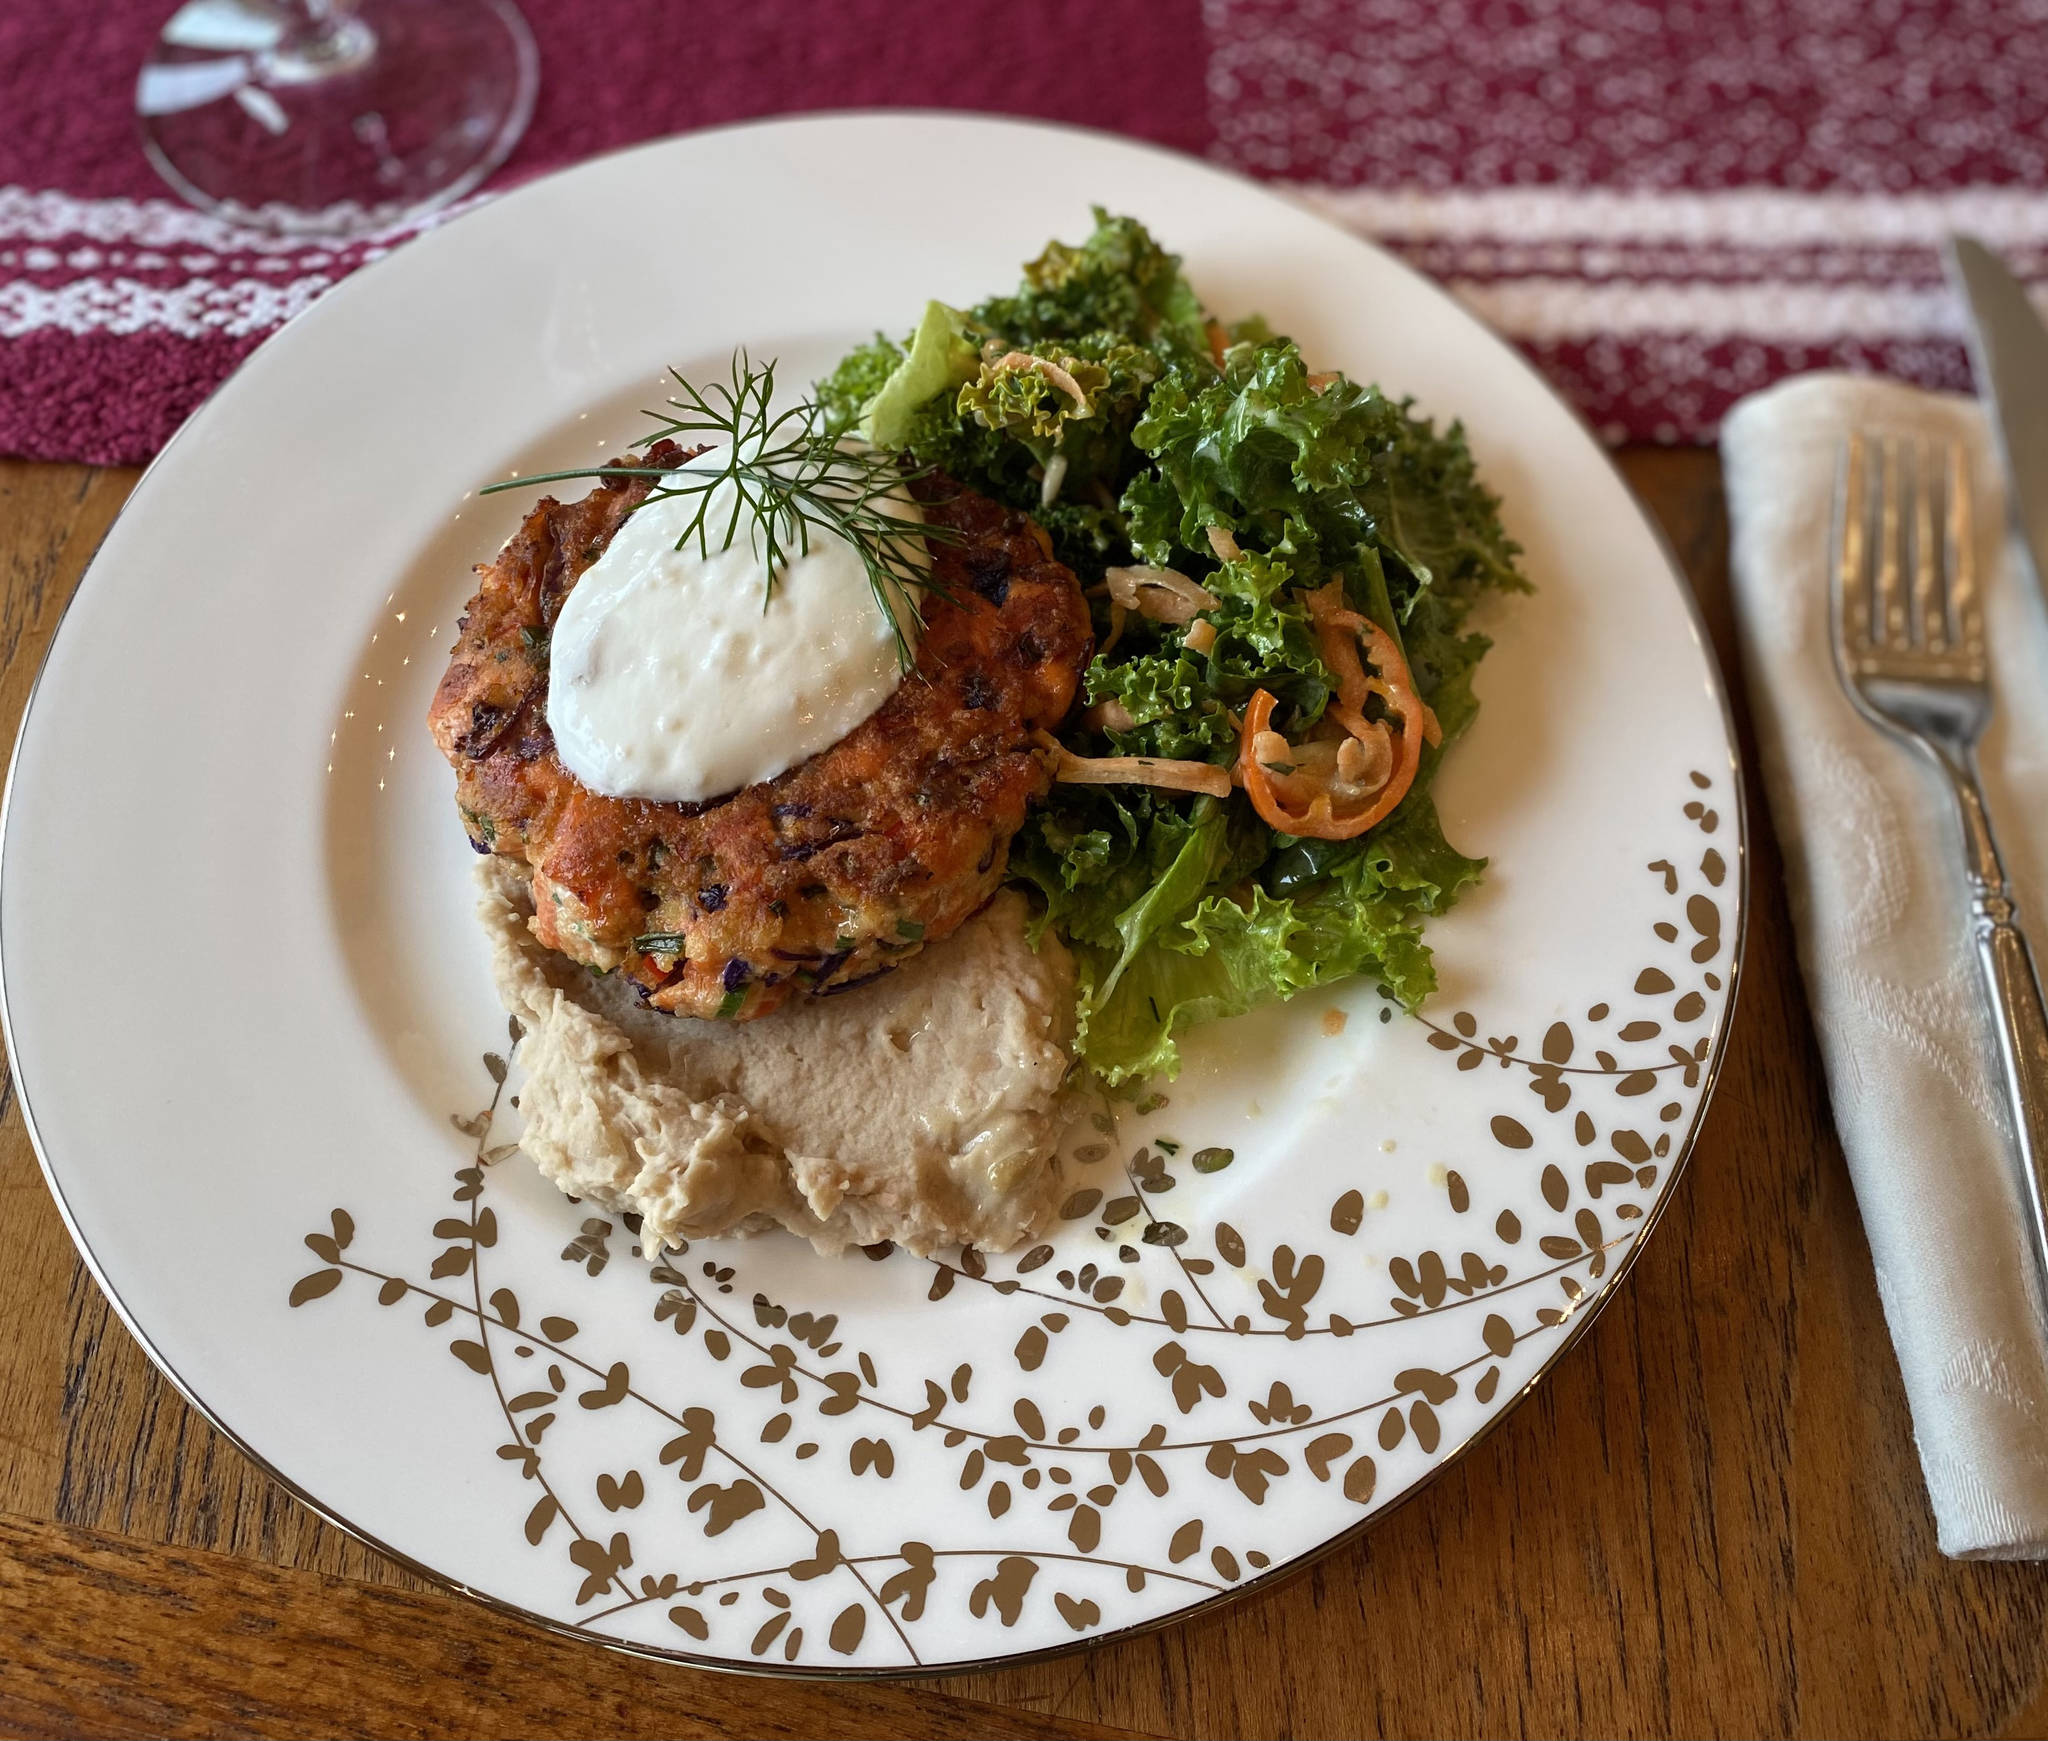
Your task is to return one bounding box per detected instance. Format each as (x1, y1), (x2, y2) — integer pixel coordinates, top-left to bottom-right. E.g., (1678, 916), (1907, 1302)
(481, 352), (955, 669)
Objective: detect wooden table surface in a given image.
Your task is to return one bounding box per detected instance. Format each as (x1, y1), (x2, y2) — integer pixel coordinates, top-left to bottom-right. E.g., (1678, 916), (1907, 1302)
(2, 448), (2045, 1741)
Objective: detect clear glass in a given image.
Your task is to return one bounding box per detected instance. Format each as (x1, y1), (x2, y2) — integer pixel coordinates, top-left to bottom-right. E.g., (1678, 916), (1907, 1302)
(137, 0), (539, 240)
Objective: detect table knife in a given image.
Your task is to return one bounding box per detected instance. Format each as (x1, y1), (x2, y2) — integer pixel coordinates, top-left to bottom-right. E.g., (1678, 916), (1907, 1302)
(1947, 235), (2048, 599)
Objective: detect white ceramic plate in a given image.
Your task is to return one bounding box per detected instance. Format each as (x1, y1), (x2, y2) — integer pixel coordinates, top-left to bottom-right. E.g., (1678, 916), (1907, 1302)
(1, 114), (1745, 1675)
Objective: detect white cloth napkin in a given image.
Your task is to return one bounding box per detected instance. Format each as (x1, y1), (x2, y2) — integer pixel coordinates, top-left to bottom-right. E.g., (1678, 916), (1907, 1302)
(1723, 374), (2048, 1558)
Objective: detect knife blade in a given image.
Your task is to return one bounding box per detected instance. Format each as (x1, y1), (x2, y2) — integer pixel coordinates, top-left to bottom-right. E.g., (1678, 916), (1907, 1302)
(1947, 235), (2048, 596)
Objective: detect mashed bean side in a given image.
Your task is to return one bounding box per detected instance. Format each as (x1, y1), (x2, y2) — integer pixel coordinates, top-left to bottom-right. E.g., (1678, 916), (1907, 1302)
(476, 859), (1077, 1256)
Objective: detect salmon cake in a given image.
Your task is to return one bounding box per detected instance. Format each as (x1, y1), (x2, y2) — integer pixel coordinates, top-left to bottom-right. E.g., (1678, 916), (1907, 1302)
(429, 445), (1092, 1020)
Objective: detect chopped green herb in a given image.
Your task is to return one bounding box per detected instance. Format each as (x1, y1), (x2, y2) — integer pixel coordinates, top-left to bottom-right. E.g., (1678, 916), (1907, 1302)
(481, 353), (963, 672)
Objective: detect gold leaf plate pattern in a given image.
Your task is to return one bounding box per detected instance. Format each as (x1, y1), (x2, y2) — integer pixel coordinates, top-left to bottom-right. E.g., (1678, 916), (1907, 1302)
(287, 771), (1736, 1671)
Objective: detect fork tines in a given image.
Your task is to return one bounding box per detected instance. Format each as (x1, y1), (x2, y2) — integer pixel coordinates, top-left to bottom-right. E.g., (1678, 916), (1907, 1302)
(1834, 431), (1985, 683)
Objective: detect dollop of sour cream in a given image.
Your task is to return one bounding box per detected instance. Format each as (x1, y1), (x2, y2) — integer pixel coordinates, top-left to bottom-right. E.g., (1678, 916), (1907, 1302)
(546, 448), (921, 804)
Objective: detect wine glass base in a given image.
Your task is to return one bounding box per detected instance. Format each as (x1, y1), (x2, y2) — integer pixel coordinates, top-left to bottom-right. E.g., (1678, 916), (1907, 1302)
(138, 0), (539, 241)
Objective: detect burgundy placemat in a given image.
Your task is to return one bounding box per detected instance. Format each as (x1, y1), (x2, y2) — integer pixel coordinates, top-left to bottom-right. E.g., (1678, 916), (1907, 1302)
(4, 0), (2045, 463)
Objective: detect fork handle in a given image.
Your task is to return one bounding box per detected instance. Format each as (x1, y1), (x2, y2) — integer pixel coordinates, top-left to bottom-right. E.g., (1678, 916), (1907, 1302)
(1951, 760), (2048, 1294)
(1972, 882), (2048, 1265)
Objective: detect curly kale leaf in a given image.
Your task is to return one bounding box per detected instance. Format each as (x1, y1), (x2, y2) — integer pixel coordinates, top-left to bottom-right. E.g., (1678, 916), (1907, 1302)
(1083, 543), (1330, 763)
(1128, 337), (1523, 718)
(958, 350), (1111, 443)
(977, 207), (1210, 360)
(816, 333), (904, 437)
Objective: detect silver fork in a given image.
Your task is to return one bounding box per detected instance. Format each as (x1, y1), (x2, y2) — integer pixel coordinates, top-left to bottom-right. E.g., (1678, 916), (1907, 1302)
(1832, 430), (2048, 1296)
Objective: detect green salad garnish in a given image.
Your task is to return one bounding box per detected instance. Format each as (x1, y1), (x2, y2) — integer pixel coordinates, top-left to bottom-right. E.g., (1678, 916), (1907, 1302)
(819, 211), (1528, 1083)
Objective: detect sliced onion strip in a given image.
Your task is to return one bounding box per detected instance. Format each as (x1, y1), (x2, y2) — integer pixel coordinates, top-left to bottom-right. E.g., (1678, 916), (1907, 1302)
(1104, 564), (1219, 624)
(1037, 732), (1231, 799)
(990, 350), (1091, 414)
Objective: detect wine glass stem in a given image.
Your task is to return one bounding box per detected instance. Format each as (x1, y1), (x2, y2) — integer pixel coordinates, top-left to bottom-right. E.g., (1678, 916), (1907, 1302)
(263, 1), (376, 86)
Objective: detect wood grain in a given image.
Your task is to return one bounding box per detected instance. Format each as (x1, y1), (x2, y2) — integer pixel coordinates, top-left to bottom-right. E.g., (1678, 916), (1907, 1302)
(0, 1514), (1148, 1741)
(2, 450), (2045, 1739)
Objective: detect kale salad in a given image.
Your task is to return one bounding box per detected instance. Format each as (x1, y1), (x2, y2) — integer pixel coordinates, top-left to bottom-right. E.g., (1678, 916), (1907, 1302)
(818, 212), (1527, 1083)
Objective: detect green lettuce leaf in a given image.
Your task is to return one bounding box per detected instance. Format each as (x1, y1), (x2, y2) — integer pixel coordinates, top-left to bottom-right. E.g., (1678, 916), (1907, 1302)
(859, 300), (978, 448)
(1073, 791), (1482, 1082)
(1096, 797), (1233, 998)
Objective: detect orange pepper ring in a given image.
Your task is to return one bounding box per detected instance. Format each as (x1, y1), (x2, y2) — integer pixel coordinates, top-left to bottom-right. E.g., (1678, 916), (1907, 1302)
(1237, 594), (1435, 840)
